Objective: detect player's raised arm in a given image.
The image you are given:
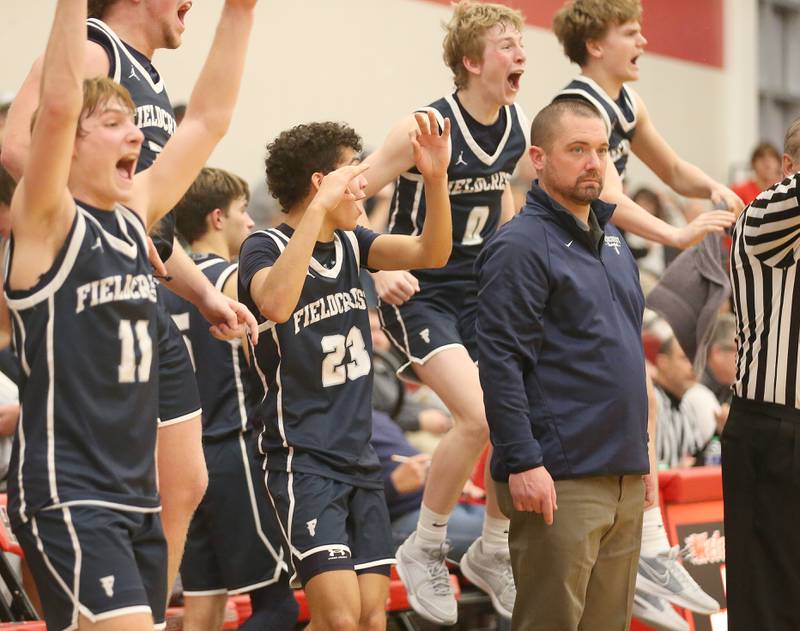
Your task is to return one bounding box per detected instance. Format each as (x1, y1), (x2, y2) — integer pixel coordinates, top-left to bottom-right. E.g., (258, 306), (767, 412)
(2, 39), (112, 181)
(362, 115), (420, 198)
(133, 0), (256, 230)
(601, 152), (735, 250)
(248, 164), (371, 324)
(367, 112), (453, 271)
(12, 0), (85, 239)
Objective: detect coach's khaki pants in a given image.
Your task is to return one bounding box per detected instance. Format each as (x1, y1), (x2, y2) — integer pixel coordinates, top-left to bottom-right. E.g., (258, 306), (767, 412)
(496, 475), (644, 631)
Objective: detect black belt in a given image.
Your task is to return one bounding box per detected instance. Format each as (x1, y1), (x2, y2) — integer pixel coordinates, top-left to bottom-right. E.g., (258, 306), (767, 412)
(732, 395), (800, 424)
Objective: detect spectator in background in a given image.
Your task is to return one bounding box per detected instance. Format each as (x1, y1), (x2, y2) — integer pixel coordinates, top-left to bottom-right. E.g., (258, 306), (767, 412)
(172, 102), (187, 126)
(702, 313), (736, 406)
(624, 187), (680, 277)
(371, 411), (485, 562)
(731, 142), (782, 205)
(369, 310), (452, 440)
(648, 318), (720, 469)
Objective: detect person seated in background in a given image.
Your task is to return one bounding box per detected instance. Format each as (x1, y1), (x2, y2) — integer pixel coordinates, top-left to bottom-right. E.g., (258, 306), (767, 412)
(371, 410), (486, 563)
(731, 142), (782, 205)
(648, 317), (720, 468)
(369, 309), (452, 449)
(702, 313), (736, 406)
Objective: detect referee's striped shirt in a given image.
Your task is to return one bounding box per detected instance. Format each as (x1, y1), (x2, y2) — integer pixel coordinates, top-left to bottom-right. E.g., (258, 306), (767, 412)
(730, 172), (800, 407)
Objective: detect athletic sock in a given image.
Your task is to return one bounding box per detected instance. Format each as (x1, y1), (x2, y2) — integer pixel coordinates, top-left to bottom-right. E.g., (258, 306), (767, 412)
(415, 504), (450, 547)
(640, 506), (671, 556)
(479, 515), (510, 555)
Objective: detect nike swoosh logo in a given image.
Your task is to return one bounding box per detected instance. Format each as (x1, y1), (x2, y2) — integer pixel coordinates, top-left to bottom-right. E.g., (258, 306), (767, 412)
(432, 522), (447, 528)
(641, 562), (670, 587)
(564, 240), (573, 248)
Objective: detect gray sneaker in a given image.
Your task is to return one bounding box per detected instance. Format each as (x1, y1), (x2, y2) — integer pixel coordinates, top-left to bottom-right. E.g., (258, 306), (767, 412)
(637, 546), (720, 615)
(395, 533), (457, 625)
(459, 538), (515, 619)
(632, 589), (690, 631)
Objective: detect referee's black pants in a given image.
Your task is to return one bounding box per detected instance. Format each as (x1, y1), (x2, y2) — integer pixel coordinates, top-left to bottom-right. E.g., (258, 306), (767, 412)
(721, 396), (800, 631)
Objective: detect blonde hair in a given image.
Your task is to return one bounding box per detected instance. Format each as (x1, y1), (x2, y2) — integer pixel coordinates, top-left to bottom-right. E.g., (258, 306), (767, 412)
(442, 1), (524, 90)
(31, 77), (136, 136)
(553, 0), (642, 66)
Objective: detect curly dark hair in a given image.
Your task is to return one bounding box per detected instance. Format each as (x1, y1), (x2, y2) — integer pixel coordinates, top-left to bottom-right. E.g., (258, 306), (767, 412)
(265, 122), (362, 212)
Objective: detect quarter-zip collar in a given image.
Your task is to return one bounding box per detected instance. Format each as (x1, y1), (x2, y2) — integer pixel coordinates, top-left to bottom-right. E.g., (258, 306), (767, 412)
(525, 182), (616, 254)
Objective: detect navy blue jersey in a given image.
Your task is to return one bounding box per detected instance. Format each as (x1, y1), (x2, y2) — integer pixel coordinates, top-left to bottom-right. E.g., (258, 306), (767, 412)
(555, 76), (638, 178)
(238, 225), (382, 488)
(387, 94), (528, 289)
(3, 202), (159, 527)
(87, 18), (178, 260)
(159, 253), (262, 440)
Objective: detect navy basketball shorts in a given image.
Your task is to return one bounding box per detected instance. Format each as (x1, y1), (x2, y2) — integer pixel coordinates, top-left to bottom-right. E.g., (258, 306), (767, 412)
(378, 284), (478, 383)
(14, 506), (167, 630)
(156, 301), (202, 427)
(181, 430), (287, 596)
(265, 470), (395, 586)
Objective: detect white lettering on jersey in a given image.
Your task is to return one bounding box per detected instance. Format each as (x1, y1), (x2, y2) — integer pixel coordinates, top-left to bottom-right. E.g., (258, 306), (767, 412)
(447, 172), (510, 196)
(135, 104), (177, 137)
(292, 288), (368, 334)
(75, 274), (158, 313)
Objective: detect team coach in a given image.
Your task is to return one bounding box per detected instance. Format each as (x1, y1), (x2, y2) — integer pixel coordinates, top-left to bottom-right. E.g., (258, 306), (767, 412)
(476, 99), (651, 630)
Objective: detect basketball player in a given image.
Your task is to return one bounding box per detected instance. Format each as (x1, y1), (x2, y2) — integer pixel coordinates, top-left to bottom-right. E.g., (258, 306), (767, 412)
(161, 168), (297, 631)
(4, 0), (252, 627)
(552, 0), (728, 622)
(238, 113), (451, 630)
(362, 3), (527, 622)
(1, 0), (260, 594)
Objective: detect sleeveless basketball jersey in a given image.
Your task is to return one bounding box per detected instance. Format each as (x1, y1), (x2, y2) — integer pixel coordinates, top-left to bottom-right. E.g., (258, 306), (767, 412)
(388, 94), (529, 289)
(159, 253), (262, 440)
(4, 202), (159, 527)
(237, 226), (382, 489)
(87, 18), (178, 259)
(87, 18), (176, 171)
(555, 76), (638, 178)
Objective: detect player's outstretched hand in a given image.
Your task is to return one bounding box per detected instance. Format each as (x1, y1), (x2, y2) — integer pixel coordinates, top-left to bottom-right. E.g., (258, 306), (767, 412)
(710, 184), (745, 217)
(312, 164), (370, 214)
(372, 269), (420, 305)
(200, 289), (259, 345)
(509, 466), (558, 525)
(672, 210), (736, 250)
(411, 112), (451, 181)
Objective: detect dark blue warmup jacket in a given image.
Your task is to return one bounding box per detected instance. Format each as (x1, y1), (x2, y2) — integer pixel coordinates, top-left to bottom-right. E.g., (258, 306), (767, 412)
(476, 183), (649, 482)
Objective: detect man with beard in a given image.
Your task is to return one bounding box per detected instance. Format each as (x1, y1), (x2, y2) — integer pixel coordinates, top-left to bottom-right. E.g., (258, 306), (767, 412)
(476, 99), (650, 630)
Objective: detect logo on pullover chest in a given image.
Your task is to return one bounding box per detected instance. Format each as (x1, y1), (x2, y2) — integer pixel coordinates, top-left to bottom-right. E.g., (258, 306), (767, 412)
(604, 235), (622, 255)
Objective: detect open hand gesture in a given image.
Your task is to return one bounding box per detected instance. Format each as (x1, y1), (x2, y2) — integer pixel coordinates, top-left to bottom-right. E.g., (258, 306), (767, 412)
(411, 111), (451, 181)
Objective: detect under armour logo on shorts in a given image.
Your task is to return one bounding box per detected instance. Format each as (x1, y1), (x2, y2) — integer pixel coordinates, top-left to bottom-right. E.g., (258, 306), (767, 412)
(100, 575), (115, 598)
(307, 519), (317, 537)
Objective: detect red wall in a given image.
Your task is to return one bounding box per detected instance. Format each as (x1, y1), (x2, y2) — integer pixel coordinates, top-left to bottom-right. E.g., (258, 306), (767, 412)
(421, 0), (724, 68)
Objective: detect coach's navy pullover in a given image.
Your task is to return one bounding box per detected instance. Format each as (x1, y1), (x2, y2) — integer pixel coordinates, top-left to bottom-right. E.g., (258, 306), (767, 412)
(476, 184), (649, 482)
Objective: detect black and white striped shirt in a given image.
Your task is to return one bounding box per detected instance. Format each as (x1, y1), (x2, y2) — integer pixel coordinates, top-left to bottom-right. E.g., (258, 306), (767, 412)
(730, 172), (800, 407)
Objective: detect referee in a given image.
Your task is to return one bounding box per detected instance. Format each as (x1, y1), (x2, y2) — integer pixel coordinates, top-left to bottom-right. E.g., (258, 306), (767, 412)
(725, 117), (800, 631)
